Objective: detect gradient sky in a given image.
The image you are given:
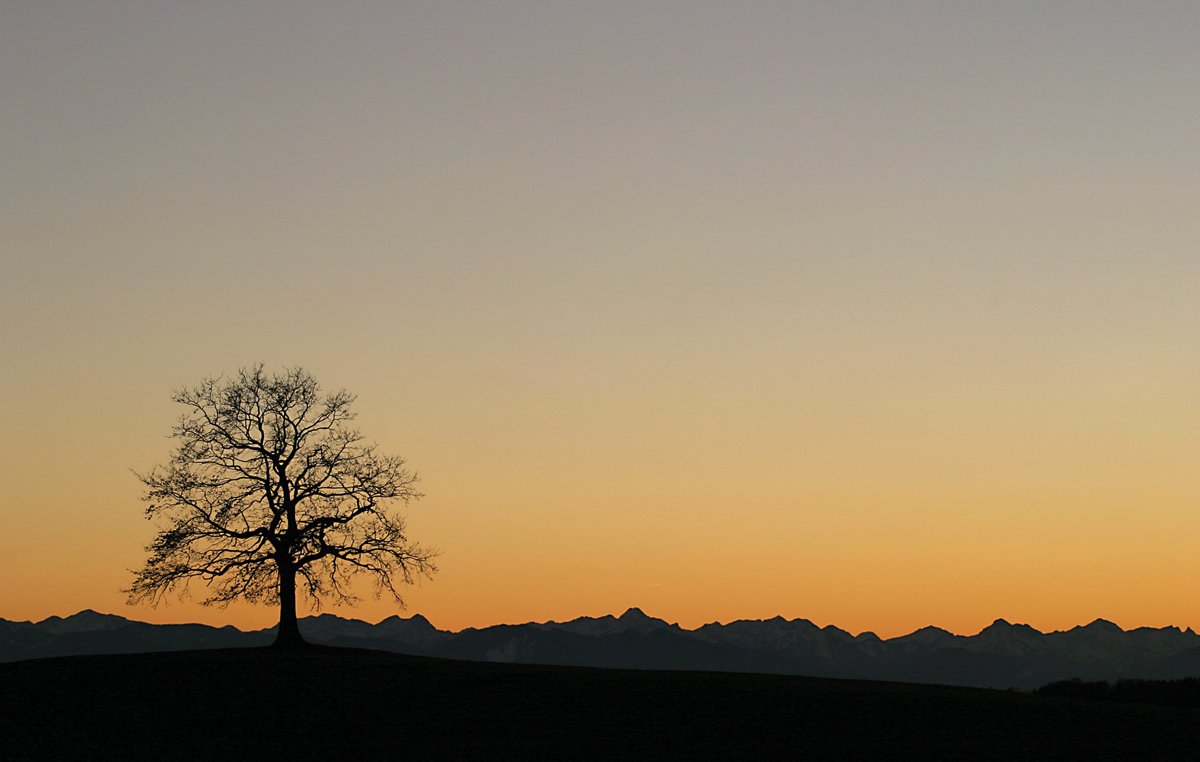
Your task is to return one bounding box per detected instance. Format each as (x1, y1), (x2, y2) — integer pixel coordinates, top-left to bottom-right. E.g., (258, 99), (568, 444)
(2, 2), (1197, 639)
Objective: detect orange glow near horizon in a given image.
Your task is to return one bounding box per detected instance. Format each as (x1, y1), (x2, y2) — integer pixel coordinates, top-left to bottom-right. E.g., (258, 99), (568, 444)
(4, 418), (1197, 640)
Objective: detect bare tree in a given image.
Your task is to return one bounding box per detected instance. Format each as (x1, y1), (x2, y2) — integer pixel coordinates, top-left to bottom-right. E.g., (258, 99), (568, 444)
(127, 365), (437, 646)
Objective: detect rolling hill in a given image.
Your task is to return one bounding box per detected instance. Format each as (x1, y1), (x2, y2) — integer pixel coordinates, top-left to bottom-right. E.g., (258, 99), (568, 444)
(3, 646), (1199, 760)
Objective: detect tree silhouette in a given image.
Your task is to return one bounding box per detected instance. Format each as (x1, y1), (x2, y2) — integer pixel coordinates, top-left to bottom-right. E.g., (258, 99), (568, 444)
(127, 365), (436, 646)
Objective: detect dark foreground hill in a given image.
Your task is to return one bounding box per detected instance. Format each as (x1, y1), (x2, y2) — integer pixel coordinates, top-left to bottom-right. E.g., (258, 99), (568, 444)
(3, 647), (1199, 761)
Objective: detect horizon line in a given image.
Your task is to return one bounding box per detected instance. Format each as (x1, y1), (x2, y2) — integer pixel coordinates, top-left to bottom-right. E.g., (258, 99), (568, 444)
(11, 607), (1197, 641)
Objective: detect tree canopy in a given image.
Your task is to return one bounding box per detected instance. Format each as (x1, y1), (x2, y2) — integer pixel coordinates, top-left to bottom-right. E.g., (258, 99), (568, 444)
(127, 365), (437, 644)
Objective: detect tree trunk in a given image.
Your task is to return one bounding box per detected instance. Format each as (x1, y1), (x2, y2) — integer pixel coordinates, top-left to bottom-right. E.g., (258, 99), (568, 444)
(273, 561), (305, 647)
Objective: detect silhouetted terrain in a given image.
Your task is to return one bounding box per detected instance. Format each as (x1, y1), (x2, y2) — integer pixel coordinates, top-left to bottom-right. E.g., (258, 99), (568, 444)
(4, 646), (1200, 760)
(4, 608), (1199, 689)
(1036, 677), (1200, 708)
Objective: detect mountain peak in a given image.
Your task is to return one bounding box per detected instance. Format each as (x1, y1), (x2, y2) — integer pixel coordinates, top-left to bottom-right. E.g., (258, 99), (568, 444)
(1082, 618), (1122, 633)
(37, 610), (130, 634)
(69, 609), (126, 621)
(618, 607), (669, 633)
(379, 613), (435, 628)
(981, 618), (1041, 634)
(618, 607), (662, 625)
(890, 625), (955, 645)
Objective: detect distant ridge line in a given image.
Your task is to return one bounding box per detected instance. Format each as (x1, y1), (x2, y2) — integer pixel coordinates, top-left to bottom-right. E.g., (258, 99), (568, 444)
(8, 606), (1196, 641)
(4, 608), (1199, 689)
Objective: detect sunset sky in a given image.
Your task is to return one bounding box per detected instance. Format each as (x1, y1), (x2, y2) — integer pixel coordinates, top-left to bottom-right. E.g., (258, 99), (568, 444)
(2, 2), (1197, 639)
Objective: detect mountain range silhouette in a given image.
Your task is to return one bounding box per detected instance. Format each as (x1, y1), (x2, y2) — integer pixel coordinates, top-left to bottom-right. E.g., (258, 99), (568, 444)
(5, 608), (1199, 689)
